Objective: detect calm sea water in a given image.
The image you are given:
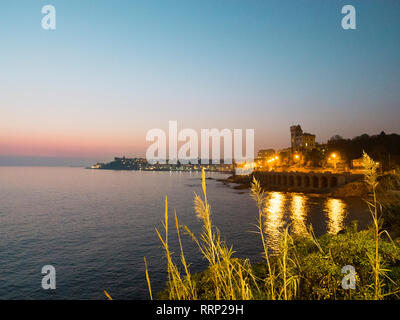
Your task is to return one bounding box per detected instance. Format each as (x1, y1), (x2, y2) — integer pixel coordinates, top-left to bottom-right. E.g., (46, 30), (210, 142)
(0, 167), (371, 300)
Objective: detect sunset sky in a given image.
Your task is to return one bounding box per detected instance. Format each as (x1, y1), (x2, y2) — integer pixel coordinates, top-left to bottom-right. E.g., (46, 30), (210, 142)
(1, 0), (400, 165)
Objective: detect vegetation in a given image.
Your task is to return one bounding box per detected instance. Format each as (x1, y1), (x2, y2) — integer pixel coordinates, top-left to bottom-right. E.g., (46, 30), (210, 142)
(327, 132), (400, 170)
(146, 153), (400, 300)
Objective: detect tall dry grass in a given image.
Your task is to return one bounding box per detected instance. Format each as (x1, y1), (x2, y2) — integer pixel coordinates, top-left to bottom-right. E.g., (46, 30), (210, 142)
(250, 178), (301, 300)
(146, 169), (258, 300)
(184, 169), (258, 300)
(362, 151), (399, 299)
(146, 169), (319, 300)
(152, 196), (197, 299)
(144, 155), (398, 300)
(250, 178), (276, 299)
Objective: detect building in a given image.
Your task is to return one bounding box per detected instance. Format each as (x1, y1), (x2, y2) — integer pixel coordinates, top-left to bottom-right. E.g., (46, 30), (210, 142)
(290, 125), (316, 151)
(257, 149), (275, 160)
(254, 149), (276, 170)
(351, 158), (364, 169)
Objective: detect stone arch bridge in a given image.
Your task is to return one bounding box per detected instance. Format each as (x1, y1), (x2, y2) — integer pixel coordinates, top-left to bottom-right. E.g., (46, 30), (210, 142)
(252, 171), (362, 192)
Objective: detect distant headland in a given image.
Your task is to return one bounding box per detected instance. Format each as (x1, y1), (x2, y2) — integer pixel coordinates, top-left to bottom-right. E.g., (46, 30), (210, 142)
(89, 157), (234, 173)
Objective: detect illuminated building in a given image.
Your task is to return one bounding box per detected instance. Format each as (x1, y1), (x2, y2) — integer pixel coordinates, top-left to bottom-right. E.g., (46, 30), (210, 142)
(290, 125), (316, 151)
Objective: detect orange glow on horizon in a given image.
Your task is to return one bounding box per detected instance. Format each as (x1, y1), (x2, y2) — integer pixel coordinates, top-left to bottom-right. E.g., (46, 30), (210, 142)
(0, 132), (147, 158)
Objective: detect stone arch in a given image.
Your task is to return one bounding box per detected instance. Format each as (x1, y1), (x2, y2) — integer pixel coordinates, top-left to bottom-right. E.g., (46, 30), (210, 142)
(321, 176), (328, 188)
(277, 175), (282, 185)
(282, 175), (288, 186)
(304, 176), (310, 188)
(289, 175), (294, 187)
(296, 175), (302, 187)
(330, 176), (338, 187)
(312, 176), (319, 188)
(262, 175), (267, 184)
(262, 175), (268, 184)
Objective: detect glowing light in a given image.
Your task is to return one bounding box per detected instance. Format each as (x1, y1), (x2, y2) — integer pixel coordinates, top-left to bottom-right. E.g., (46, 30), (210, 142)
(290, 194), (308, 236)
(325, 198), (346, 234)
(264, 192), (286, 253)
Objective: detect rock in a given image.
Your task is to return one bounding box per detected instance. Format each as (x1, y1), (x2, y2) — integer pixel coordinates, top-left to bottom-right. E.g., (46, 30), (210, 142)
(331, 181), (369, 198)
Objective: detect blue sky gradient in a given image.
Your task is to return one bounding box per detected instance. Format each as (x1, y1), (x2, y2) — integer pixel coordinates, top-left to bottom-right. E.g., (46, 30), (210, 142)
(0, 0), (399, 164)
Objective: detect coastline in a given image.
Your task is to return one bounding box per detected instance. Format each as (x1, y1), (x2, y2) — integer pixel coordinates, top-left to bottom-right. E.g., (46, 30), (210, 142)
(211, 174), (369, 199)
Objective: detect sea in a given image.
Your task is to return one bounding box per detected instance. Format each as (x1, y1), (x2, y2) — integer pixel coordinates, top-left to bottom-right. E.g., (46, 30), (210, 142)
(0, 167), (371, 299)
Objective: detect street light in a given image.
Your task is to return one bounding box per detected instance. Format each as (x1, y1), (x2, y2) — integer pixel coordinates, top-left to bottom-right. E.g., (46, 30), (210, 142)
(330, 152), (338, 170)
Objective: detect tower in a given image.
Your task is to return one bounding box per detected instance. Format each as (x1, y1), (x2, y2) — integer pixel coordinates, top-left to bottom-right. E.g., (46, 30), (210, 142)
(290, 125), (303, 150)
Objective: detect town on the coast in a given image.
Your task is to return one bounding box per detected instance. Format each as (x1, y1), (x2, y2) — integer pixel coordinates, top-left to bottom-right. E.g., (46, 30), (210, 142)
(91, 125), (400, 174)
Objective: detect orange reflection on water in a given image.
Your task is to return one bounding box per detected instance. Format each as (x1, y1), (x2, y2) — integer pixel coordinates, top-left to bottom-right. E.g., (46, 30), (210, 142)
(325, 198), (347, 234)
(290, 194), (309, 236)
(263, 192), (286, 253)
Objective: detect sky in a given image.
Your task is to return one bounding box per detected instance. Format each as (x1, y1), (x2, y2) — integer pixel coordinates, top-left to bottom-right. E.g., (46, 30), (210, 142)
(0, 0), (399, 165)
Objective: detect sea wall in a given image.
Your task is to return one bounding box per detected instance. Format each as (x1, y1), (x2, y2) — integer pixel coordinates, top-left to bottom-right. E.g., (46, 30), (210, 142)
(251, 171), (363, 194)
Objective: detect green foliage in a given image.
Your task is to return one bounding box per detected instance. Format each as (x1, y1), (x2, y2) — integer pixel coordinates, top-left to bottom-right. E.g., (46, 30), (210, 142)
(158, 228), (400, 300)
(327, 132), (400, 170)
(382, 204), (400, 239)
(291, 228), (400, 299)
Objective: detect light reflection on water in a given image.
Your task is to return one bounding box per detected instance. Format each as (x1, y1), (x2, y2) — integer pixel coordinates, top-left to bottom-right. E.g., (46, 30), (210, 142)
(264, 192), (286, 252)
(324, 198), (347, 235)
(290, 194), (309, 236)
(263, 192), (347, 253)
